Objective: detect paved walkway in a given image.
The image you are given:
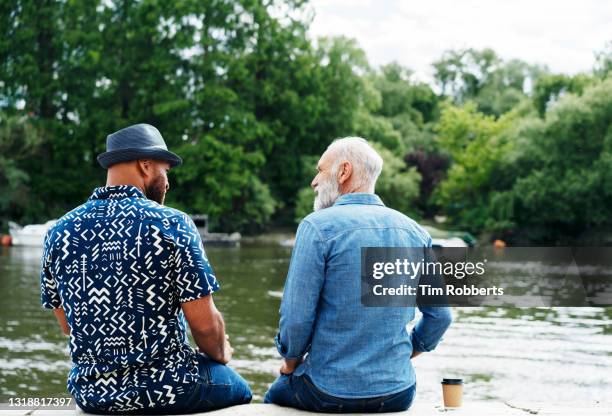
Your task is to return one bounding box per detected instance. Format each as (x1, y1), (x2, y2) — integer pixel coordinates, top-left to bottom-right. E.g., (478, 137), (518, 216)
(2, 401), (611, 415)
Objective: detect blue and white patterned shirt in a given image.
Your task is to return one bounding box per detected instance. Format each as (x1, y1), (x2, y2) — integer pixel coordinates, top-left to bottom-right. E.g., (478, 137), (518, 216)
(40, 185), (219, 413)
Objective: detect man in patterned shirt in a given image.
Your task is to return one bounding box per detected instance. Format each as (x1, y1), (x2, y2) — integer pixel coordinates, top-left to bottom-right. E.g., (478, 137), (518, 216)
(40, 124), (252, 414)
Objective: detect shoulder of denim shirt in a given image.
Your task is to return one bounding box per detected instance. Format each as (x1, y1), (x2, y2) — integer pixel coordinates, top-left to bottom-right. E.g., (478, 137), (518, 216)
(301, 196), (432, 245)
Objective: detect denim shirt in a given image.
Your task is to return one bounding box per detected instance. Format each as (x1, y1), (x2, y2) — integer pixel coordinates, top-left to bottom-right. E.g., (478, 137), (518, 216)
(275, 193), (452, 398)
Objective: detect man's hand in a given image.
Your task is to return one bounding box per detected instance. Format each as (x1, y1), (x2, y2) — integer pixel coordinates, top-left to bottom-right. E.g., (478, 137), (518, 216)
(279, 357), (302, 375)
(197, 334), (233, 364)
(220, 335), (234, 364)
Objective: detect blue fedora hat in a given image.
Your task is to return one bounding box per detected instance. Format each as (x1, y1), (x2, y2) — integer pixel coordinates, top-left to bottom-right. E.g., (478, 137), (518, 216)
(97, 123), (182, 169)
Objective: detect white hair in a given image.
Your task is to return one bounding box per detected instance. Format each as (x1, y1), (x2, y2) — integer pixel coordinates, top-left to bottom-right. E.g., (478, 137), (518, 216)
(326, 137), (383, 193)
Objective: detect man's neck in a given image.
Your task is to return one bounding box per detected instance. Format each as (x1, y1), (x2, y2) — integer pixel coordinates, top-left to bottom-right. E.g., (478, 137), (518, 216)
(340, 182), (371, 195)
(106, 171), (145, 192)
(106, 179), (144, 191)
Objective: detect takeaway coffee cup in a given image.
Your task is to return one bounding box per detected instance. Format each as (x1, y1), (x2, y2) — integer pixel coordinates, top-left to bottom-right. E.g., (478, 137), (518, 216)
(441, 378), (463, 408)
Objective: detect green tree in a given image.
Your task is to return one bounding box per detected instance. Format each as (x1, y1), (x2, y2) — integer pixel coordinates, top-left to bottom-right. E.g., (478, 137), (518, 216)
(294, 186), (315, 223)
(433, 102), (523, 231)
(433, 48), (544, 117)
(372, 143), (421, 217)
(433, 48), (501, 102)
(532, 73), (595, 116)
(367, 63), (439, 152)
(434, 79), (612, 242)
(509, 79), (612, 241)
(0, 0), (324, 232)
(0, 113), (44, 225)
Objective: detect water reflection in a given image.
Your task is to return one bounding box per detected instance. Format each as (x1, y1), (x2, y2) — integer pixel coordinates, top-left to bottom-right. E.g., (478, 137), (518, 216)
(0, 245), (610, 403)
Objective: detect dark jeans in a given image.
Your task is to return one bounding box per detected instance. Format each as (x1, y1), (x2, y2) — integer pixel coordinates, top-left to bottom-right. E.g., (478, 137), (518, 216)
(264, 373), (416, 413)
(166, 354), (252, 414)
(77, 354), (252, 415)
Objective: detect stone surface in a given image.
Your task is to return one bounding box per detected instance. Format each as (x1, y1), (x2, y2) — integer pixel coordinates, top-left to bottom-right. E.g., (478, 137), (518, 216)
(14, 401), (612, 415)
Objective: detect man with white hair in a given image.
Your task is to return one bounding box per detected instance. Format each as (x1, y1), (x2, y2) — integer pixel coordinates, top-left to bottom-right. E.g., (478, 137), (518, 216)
(265, 137), (452, 413)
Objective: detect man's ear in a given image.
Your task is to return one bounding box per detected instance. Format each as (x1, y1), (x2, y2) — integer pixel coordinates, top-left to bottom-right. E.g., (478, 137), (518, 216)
(337, 161), (352, 185)
(136, 159), (152, 178)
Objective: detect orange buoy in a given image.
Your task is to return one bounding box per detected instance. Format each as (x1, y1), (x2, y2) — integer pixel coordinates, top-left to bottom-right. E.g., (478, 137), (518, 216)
(1, 235), (12, 246)
(493, 239), (506, 249)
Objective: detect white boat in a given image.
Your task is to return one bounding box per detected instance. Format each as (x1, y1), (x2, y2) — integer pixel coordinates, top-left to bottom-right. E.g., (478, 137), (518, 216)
(431, 237), (468, 248)
(8, 220), (57, 247)
(279, 236), (467, 249)
(191, 215), (241, 247)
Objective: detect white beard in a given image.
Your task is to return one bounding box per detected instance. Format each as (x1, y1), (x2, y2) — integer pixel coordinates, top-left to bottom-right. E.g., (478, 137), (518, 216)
(313, 176), (341, 211)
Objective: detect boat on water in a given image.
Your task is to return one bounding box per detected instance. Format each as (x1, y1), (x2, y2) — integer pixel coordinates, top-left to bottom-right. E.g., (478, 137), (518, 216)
(423, 225), (476, 247)
(431, 236), (468, 248)
(280, 229), (473, 249)
(191, 215), (241, 247)
(8, 220), (57, 247)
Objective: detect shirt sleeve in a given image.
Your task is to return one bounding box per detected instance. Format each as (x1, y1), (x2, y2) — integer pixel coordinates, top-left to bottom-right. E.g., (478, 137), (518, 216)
(173, 215), (219, 303)
(275, 220), (325, 359)
(40, 229), (61, 309)
(410, 305), (453, 352)
(411, 237), (453, 352)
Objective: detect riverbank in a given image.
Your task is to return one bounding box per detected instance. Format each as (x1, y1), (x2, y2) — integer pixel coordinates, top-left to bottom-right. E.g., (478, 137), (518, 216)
(3, 401), (611, 415)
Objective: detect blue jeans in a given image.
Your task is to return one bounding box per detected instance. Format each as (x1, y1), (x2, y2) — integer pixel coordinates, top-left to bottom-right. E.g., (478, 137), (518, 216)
(264, 373), (416, 413)
(165, 354), (252, 414)
(77, 354), (252, 414)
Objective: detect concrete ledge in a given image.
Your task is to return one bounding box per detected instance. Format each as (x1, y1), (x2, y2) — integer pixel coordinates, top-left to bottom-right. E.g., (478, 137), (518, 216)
(7, 401), (611, 415)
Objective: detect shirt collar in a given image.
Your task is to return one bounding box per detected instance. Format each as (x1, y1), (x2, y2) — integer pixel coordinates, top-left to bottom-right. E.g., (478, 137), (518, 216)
(89, 185), (146, 201)
(333, 193), (385, 207)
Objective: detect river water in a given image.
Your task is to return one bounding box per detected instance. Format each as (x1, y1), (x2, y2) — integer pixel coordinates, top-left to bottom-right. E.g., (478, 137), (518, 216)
(0, 244), (610, 404)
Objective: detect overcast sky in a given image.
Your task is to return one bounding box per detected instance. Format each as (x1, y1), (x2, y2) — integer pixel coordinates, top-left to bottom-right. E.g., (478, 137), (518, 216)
(308, 0), (612, 82)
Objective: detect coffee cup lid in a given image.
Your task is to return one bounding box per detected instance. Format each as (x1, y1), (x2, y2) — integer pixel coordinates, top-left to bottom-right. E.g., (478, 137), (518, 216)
(442, 378), (463, 385)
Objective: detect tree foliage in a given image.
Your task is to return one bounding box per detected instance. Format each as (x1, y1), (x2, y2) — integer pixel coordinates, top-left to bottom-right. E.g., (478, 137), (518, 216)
(0, 0), (362, 231)
(509, 79), (612, 240)
(434, 79), (612, 242)
(433, 48), (545, 116)
(0, 113), (44, 222)
(1, 1), (609, 242)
